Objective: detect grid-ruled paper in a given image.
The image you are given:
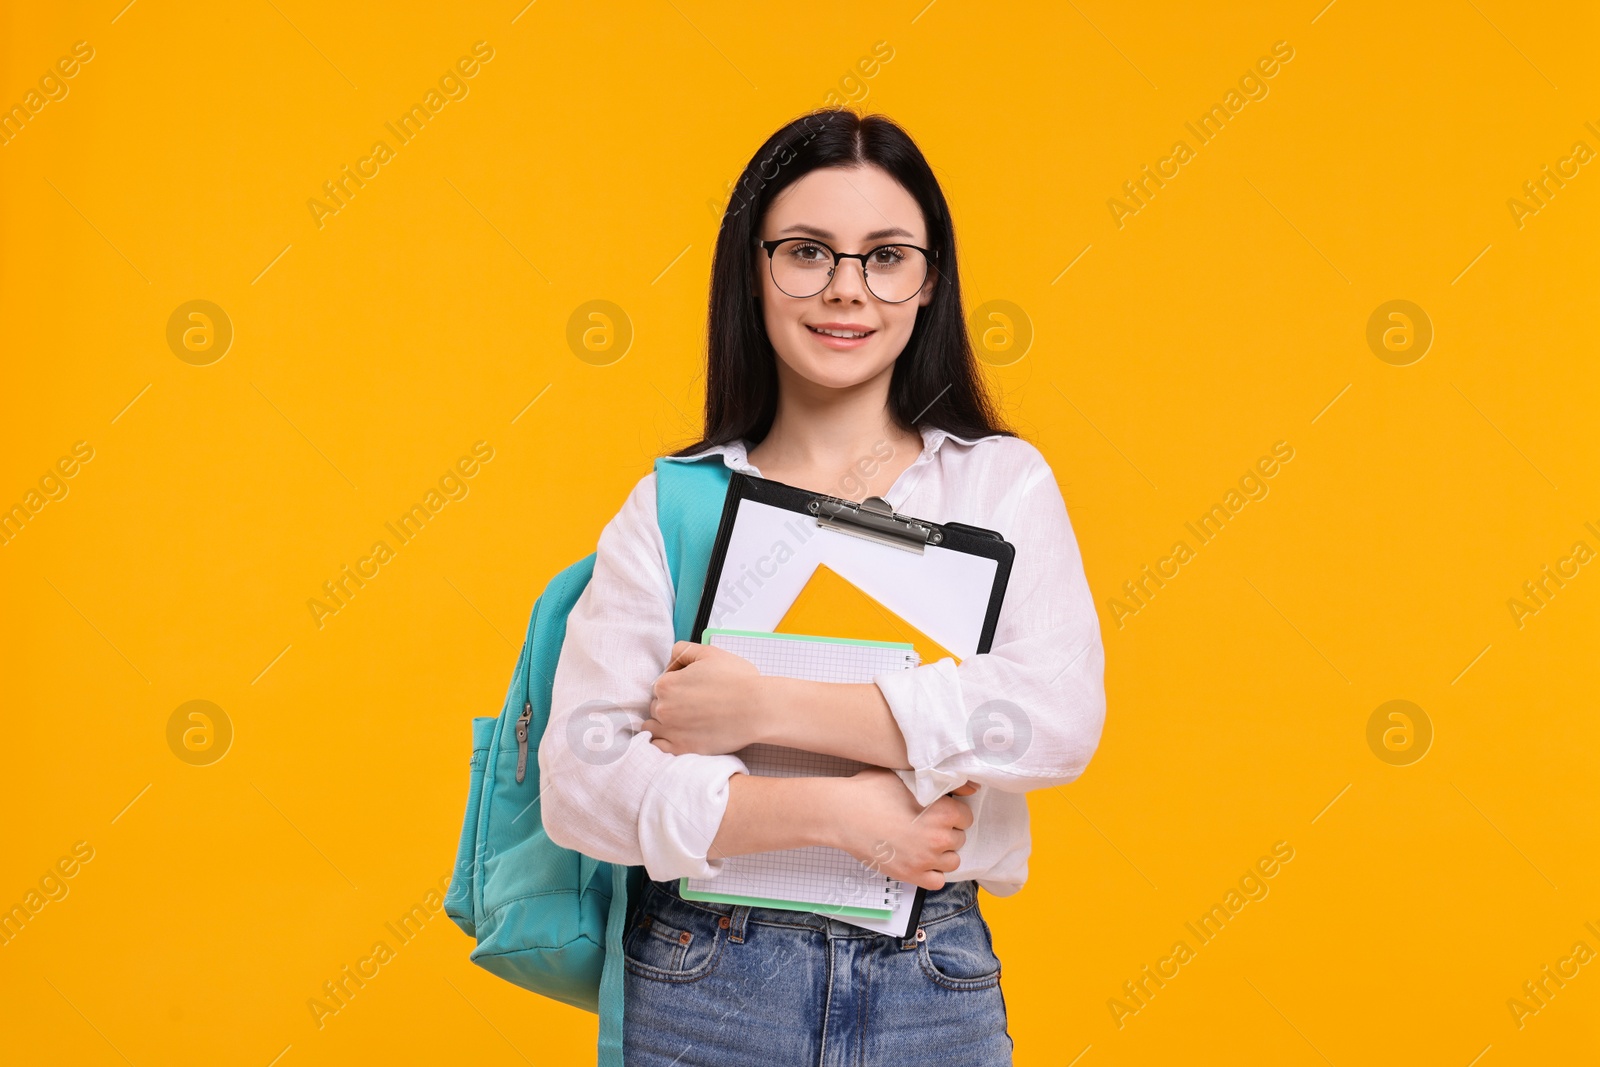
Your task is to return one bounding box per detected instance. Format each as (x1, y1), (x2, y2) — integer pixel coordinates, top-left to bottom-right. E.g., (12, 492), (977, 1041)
(681, 630), (921, 930)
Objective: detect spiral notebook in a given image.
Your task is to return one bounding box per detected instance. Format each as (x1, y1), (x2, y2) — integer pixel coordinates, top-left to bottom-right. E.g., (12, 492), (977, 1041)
(678, 628), (923, 936)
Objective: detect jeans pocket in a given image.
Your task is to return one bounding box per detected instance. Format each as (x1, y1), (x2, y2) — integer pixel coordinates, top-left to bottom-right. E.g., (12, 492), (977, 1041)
(622, 887), (724, 983)
(918, 905), (1002, 991)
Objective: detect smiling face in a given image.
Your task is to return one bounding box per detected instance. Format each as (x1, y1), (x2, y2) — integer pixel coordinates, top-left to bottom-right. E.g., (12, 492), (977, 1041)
(755, 164), (936, 395)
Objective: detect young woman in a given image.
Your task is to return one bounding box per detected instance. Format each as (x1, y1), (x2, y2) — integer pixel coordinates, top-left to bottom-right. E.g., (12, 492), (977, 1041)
(539, 109), (1106, 1065)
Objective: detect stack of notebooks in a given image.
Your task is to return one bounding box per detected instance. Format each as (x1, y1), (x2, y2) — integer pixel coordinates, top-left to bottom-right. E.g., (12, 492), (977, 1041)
(679, 563), (961, 936)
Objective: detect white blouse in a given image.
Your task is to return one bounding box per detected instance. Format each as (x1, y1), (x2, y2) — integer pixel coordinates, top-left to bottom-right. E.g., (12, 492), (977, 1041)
(537, 425), (1106, 897)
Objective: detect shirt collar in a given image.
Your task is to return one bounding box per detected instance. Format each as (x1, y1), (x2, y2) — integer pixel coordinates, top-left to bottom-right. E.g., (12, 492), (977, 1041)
(661, 424), (1004, 477)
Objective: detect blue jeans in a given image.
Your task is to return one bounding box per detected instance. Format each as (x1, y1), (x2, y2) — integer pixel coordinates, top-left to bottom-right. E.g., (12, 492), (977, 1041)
(621, 877), (1013, 1066)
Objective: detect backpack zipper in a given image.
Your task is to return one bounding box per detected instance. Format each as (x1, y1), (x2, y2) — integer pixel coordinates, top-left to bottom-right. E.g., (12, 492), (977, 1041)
(514, 699), (532, 784)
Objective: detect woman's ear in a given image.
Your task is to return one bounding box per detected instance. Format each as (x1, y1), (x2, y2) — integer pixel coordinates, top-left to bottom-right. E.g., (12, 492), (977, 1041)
(917, 265), (938, 307)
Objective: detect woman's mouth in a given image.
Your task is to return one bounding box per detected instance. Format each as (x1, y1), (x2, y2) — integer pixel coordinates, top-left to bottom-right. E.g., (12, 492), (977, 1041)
(806, 324), (876, 349)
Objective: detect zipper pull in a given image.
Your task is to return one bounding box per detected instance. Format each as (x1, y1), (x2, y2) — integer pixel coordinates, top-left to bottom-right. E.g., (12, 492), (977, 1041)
(515, 700), (532, 784)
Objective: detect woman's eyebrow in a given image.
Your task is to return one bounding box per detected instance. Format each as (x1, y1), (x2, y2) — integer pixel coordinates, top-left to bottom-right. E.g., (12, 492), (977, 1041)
(777, 223), (917, 241)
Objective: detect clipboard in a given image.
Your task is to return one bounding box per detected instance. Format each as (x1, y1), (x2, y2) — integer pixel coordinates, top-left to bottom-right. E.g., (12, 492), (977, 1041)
(689, 471), (1016, 939)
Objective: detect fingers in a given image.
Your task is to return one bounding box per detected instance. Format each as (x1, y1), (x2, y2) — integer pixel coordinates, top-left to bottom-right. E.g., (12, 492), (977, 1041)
(642, 719), (674, 753)
(908, 851), (961, 890)
(664, 640), (702, 671)
(929, 796), (975, 831)
(952, 782), (979, 797)
(647, 681), (671, 723)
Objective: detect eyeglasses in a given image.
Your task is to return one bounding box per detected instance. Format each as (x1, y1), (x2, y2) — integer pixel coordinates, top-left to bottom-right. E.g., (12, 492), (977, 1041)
(758, 237), (936, 304)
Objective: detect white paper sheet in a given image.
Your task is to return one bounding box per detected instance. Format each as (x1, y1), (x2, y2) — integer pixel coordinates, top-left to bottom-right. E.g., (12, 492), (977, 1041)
(701, 498), (998, 659)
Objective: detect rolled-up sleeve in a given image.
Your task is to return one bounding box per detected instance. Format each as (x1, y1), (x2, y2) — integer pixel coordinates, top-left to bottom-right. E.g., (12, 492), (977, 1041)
(872, 462), (1106, 805)
(537, 472), (749, 881)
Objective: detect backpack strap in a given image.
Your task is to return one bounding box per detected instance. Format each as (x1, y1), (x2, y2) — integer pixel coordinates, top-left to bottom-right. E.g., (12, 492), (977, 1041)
(595, 450), (733, 1067)
(654, 453), (736, 643)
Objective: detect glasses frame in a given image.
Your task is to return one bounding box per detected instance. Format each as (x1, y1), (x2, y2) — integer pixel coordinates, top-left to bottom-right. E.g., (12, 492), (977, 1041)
(757, 237), (938, 304)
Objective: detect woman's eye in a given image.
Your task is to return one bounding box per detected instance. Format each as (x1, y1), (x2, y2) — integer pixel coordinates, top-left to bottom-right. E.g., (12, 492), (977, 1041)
(871, 247), (907, 265)
(788, 243), (827, 260)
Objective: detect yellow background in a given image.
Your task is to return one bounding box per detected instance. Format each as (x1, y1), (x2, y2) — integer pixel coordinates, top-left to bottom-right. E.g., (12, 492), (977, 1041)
(3, 1), (1597, 1063)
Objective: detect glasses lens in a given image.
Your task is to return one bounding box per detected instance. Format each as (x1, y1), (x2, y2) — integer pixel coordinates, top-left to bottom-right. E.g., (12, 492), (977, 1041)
(768, 240), (929, 302)
(861, 244), (928, 302)
(769, 239), (833, 298)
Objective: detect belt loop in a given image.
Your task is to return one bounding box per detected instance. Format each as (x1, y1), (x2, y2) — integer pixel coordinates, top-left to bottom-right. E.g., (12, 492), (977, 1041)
(727, 905), (750, 944)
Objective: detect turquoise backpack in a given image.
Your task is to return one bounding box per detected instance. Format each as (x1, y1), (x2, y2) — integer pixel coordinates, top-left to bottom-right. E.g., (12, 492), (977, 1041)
(444, 453), (731, 1066)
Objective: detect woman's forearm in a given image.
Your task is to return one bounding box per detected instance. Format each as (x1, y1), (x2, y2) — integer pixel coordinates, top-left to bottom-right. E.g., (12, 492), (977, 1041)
(707, 767), (976, 891)
(753, 676), (911, 769)
(707, 774), (850, 860)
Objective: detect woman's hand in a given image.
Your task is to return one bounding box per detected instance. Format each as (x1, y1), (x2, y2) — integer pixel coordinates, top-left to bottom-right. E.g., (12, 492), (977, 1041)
(643, 641), (769, 756)
(826, 768), (978, 891)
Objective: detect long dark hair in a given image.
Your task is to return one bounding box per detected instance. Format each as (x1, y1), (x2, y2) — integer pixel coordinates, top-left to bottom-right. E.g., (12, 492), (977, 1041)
(667, 108), (1014, 458)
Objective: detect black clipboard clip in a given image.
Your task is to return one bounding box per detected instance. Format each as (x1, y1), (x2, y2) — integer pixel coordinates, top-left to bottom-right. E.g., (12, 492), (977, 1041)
(811, 493), (1005, 554)
(811, 494), (935, 552)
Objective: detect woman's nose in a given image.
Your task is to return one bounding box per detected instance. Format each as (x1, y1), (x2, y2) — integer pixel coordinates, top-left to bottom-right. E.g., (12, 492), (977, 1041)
(825, 258), (869, 301)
